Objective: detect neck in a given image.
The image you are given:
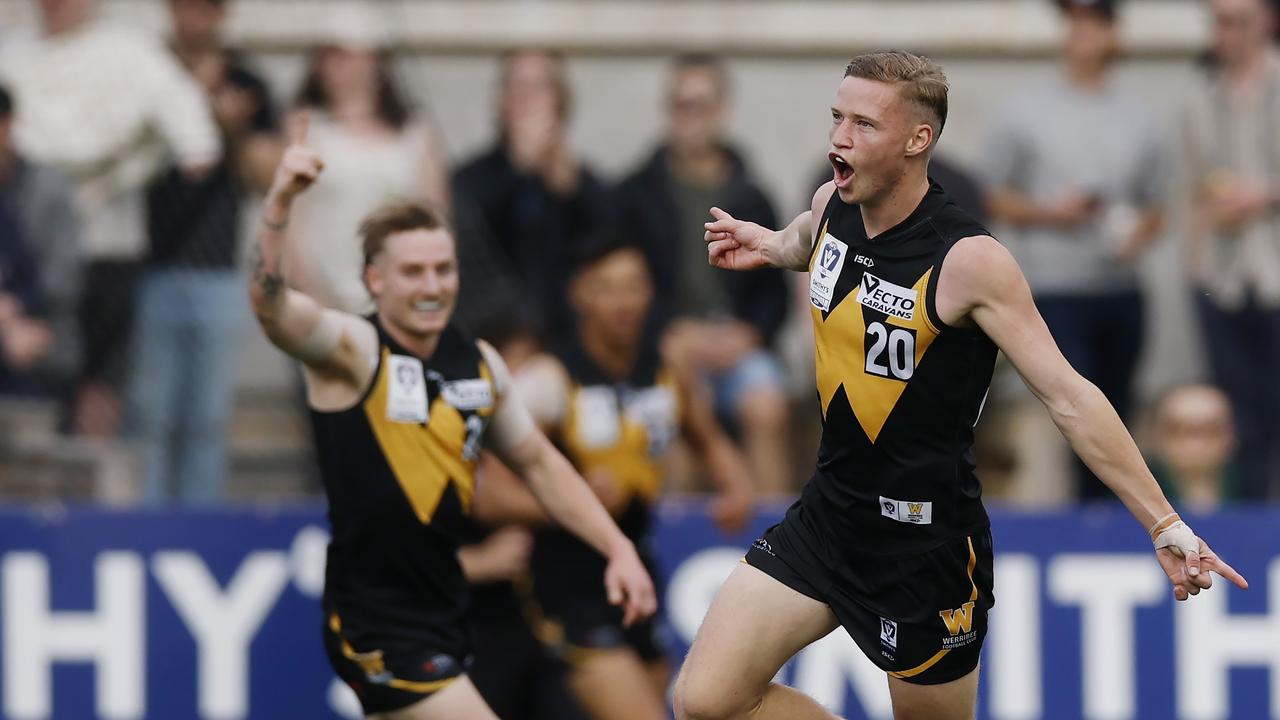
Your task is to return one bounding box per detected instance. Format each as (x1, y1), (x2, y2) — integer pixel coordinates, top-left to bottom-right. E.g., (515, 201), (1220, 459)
(173, 36), (221, 64)
(379, 312), (442, 359)
(1065, 59), (1108, 90)
(1222, 47), (1271, 94)
(45, 13), (89, 37)
(580, 327), (636, 380)
(1178, 472), (1223, 511)
(669, 143), (727, 187)
(329, 93), (378, 122)
(860, 170), (930, 239)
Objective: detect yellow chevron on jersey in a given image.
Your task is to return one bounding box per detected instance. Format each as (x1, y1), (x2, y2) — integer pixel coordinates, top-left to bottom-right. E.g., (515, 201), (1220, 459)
(363, 346), (492, 521)
(561, 367), (680, 505)
(811, 252), (941, 443)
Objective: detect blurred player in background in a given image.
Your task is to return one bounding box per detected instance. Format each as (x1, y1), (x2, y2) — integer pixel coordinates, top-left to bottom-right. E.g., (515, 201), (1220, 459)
(457, 313), (590, 720)
(676, 50), (1247, 720)
(248, 116), (654, 720)
(470, 238), (754, 720)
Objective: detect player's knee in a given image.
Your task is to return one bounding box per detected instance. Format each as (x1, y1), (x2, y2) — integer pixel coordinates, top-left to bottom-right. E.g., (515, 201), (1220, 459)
(673, 668), (749, 720)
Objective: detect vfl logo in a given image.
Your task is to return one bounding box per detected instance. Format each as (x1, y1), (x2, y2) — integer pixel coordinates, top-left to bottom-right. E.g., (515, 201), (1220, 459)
(856, 272), (917, 320)
(882, 500), (896, 516)
(810, 234), (848, 311)
(821, 242), (841, 272)
(880, 618), (898, 649)
(939, 602), (977, 636)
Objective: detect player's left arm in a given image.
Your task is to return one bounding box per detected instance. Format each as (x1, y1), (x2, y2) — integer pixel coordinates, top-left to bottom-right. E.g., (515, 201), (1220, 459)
(478, 342), (657, 625)
(935, 235), (1248, 601)
(668, 346), (755, 534)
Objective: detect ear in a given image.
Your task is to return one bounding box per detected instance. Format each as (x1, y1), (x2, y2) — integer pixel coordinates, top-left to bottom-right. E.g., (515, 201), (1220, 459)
(905, 123), (934, 158)
(363, 263), (382, 298)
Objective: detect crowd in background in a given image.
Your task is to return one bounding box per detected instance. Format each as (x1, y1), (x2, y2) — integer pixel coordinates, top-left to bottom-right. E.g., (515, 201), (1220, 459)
(0, 0), (1276, 508)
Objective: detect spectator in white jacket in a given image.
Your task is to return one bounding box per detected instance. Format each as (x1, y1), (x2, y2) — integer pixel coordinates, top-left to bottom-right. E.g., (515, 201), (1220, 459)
(0, 0), (220, 436)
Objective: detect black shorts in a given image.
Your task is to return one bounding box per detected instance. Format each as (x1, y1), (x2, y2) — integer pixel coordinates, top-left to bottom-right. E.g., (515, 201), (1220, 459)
(527, 538), (670, 666)
(745, 514), (995, 685)
(528, 580), (667, 668)
(323, 612), (469, 715)
(467, 588), (590, 720)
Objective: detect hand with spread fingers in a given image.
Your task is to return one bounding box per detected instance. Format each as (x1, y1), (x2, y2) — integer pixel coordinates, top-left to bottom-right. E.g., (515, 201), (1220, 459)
(1149, 513), (1249, 601)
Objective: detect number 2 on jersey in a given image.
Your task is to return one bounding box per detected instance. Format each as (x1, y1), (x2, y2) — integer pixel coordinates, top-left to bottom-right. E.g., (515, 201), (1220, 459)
(865, 322), (915, 380)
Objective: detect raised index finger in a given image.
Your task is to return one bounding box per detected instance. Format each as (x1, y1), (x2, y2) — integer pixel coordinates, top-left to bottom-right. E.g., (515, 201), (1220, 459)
(287, 110), (310, 147)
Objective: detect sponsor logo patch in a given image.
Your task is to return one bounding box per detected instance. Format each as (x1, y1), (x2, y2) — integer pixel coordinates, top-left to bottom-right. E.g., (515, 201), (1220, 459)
(810, 233), (849, 311)
(441, 378), (493, 410)
(879, 496), (932, 525)
(880, 618), (898, 649)
(855, 272), (917, 320)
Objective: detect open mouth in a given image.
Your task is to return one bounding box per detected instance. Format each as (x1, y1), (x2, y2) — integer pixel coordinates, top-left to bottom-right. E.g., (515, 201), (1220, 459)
(829, 152), (854, 188)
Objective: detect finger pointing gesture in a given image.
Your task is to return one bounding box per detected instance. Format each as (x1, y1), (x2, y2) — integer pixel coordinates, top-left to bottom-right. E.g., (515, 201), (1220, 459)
(704, 206), (769, 271)
(270, 110), (324, 203)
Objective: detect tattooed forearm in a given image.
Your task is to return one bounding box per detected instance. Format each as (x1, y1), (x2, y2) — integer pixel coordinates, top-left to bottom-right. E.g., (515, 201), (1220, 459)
(249, 241), (285, 299)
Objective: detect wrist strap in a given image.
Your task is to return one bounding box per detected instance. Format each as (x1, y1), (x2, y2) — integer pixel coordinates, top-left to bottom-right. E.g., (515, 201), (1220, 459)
(1148, 512), (1181, 540)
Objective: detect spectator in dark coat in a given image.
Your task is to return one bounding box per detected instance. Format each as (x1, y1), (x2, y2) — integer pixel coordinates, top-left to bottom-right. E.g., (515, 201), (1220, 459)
(616, 55), (793, 494)
(453, 50), (610, 345)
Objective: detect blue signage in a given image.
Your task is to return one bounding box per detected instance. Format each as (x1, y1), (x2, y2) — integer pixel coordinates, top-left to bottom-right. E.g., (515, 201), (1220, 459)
(0, 504), (1273, 719)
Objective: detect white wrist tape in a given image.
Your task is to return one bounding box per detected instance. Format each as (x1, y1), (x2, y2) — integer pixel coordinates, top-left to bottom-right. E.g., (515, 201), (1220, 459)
(1150, 512), (1199, 557)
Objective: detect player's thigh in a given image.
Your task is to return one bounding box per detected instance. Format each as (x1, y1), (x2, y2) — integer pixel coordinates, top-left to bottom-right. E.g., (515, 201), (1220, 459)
(676, 562), (838, 712)
(568, 647), (668, 720)
(382, 675), (499, 720)
(645, 657), (672, 703)
(886, 663), (980, 720)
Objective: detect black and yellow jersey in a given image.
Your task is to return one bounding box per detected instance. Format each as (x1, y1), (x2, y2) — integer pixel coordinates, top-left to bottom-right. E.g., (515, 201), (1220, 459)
(798, 180), (996, 556)
(529, 340), (681, 635)
(311, 318), (496, 648)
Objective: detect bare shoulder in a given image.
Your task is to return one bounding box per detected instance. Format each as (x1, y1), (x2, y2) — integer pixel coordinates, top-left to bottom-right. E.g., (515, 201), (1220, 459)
(515, 352), (569, 388)
(811, 181), (837, 218)
(303, 312), (379, 412)
(935, 235), (1023, 325)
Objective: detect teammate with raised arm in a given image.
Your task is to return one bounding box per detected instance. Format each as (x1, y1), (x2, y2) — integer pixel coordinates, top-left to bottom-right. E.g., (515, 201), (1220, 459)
(248, 115), (655, 720)
(674, 50), (1248, 720)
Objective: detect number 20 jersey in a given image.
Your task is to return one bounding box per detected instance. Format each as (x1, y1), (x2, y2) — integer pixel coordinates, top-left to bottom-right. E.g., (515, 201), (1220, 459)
(800, 181), (997, 556)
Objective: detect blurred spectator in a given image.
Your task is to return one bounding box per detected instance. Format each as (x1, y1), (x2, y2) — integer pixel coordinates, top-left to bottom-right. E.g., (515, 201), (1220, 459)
(0, 84), (81, 399)
(617, 54), (792, 494)
(1182, 0), (1280, 500)
(128, 0), (280, 505)
(1149, 384), (1238, 511)
(980, 0), (1167, 499)
(0, 0), (220, 436)
(453, 49), (610, 344)
(288, 4), (450, 315)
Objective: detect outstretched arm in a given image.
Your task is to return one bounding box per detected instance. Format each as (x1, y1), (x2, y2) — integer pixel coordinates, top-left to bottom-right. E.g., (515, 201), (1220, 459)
(248, 114), (371, 384)
(670, 349), (754, 534)
(936, 236), (1248, 601)
(480, 345), (657, 626)
(704, 182), (835, 272)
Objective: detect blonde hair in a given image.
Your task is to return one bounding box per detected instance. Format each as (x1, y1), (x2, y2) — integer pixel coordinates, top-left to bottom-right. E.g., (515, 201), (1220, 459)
(844, 50), (949, 146)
